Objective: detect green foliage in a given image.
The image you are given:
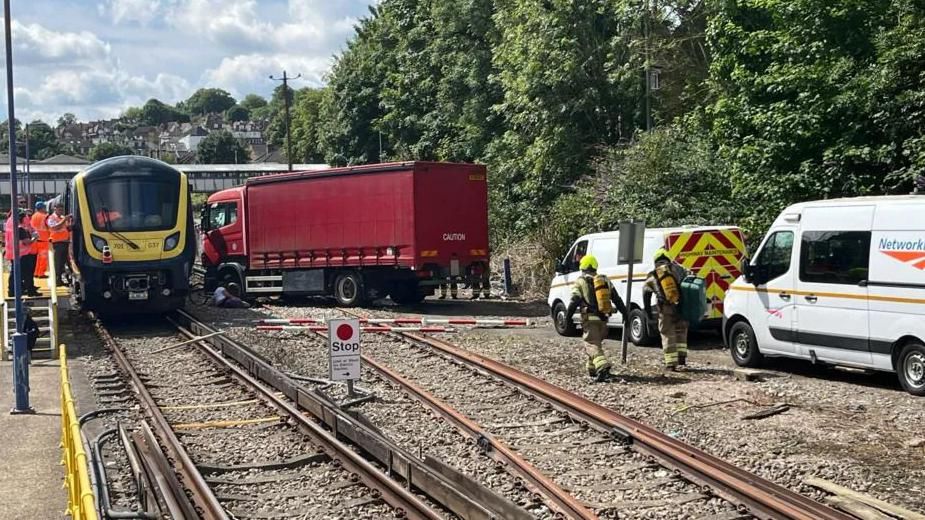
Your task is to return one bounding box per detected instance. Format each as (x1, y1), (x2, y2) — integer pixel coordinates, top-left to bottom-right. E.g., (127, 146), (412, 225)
(57, 113), (77, 127)
(707, 0), (923, 232)
(240, 94), (269, 112)
(25, 121), (60, 160)
(291, 88), (326, 163)
(225, 104), (251, 122)
(197, 130), (248, 164)
(183, 88), (237, 115)
(140, 99), (189, 126)
(89, 142), (134, 161)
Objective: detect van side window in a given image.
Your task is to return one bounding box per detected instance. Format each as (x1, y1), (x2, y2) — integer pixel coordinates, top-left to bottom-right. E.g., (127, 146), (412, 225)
(589, 238), (617, 268)
(800, 231), (871, 285)
(756, 231), (794, 281)
(567, 240), (589, 271)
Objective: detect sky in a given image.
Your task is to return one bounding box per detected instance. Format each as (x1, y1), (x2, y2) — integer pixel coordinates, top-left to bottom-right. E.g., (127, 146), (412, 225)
(0, 0), (377, 123)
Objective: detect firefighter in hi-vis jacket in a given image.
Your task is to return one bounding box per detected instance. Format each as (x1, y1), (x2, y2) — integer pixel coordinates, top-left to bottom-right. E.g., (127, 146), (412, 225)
(565, 255), (627, 381)
(643, 248), (690, 371)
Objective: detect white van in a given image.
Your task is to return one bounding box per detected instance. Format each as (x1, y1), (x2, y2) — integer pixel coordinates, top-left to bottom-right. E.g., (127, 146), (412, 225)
(548, 226), (747, 344)
(724, 195), (925, 395)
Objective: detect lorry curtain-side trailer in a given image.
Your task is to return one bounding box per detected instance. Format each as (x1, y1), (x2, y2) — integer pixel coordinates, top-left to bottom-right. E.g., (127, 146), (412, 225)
(200, 161), (490, 306)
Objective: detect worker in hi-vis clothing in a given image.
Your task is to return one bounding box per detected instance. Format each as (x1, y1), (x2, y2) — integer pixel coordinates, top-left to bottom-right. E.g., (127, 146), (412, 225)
(643, 248), (690, 371)
(565, 255), (627, 381)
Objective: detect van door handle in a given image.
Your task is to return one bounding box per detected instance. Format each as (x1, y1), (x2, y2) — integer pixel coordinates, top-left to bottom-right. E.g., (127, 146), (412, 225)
(778, 293), (791, 301)
(804, 295), (818, 303)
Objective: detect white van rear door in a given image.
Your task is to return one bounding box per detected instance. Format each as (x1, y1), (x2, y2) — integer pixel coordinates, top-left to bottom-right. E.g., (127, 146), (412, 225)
(794, 206), (873, 366)
(868, 201), (925, 370)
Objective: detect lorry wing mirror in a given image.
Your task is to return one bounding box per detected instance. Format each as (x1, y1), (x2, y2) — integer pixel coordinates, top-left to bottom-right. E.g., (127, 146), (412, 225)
(199, 206), (210, 232)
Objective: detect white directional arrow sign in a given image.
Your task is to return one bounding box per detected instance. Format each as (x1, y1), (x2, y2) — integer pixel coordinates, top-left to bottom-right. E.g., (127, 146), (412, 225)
(328, 319), (361, 381)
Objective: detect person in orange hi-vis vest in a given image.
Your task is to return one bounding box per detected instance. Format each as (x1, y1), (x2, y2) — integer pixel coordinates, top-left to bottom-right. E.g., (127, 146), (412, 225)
(31, 201), (50, 278)
(47, 202), (72, 287)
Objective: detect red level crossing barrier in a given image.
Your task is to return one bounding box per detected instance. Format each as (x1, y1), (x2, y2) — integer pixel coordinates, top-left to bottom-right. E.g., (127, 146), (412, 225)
(256, 325), (456, 333)
(257, 317), (532, 327)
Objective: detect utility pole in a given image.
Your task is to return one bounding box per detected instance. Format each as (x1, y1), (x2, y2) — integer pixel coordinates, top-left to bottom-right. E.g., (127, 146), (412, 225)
(23, 123), (29, 207)
(644, 0), (651, 131)
(269, 70), (301, 171)
(5, 0), (32, 414)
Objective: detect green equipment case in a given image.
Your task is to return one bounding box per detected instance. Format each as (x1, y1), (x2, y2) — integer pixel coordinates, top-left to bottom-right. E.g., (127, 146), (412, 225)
(680, 276), (707, 327)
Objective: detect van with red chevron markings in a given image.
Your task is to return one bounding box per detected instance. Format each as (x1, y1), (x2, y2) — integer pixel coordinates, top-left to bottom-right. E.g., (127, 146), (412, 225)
(548, 226), (747, 345)
(724, 195), (925, 395)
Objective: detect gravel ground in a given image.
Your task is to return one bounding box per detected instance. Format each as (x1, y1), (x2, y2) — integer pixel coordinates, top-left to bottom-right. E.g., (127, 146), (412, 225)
(197, 293), (925, 517)
(104, 320), (429, 519)
(193, 303), (557, 518)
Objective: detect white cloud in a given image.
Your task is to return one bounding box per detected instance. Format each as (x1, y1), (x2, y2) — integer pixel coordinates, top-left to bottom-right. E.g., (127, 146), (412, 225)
(100, 0), (163, 25)
(203, 53), (330, 98)
(6, 19), (110, 65)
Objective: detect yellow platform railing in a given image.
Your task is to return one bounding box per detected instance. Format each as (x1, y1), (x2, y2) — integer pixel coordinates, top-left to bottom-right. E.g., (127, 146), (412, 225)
(60, 345), (99, 520)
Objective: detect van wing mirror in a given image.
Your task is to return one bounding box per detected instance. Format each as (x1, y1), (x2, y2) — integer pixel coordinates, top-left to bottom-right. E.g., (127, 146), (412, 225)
(555, 261), (566, 275)
(741, 257), (753, 283)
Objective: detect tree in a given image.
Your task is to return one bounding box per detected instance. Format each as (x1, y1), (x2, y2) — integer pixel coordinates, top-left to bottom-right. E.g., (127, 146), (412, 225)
(197, 130), (248, 164)
(707, 0), (914, 233)
(57, 113), (78, 128)
(140, 99), (189, 126)
(89, 142), (134, 161)
(25, 121), (61, 159)
(225, 104), (251, 122)
(240, 94), (268, 112)
(121, 106), (143, 122)
(291, 88), (326, 163)
(0, 118), (22, 153)
(184, 88), (237, 115)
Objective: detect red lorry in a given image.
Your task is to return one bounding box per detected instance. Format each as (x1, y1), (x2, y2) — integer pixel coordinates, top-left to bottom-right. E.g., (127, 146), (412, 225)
(200, 161), (490, 305)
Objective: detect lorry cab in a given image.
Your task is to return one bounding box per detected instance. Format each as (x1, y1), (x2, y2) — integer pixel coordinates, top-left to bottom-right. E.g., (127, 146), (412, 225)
(548, 226), (747, 345)
(201, 187), (246, 269)
(724, 195), (925, 395)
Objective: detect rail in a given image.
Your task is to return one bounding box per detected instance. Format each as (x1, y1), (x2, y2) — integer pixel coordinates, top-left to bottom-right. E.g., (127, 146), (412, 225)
(60, 344), (99, 520)
(397, 332), (856, 520)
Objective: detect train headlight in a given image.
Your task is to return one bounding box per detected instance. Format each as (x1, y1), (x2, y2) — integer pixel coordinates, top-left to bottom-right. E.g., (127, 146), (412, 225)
(163, 231), (181, 251)
(91, 234), (108, 252)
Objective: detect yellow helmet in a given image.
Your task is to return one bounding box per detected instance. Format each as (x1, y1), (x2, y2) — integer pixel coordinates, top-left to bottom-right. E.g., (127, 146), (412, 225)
(579, 255), (598, 271)
(654, 247), (670, 262)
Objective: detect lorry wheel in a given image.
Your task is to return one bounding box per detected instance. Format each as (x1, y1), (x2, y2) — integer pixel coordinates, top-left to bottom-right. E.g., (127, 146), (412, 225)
(552, 302), (578, 336)
(897, 342), (925, 396)
(729, 321), (762, 367)
(334, 272), (366, 307)
(629, 309), (657, 346)
(219, 268), (245, 299)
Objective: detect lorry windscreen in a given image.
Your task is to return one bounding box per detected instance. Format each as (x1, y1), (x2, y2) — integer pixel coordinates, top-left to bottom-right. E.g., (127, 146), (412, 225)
(86, 175), (180, 232)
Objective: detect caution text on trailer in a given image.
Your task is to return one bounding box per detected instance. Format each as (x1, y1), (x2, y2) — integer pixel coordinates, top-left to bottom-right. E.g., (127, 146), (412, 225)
(328, 319), (361, 381)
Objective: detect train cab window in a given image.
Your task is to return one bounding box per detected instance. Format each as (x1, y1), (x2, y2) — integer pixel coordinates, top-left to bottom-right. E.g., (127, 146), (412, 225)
(86, 173), (179, 232)
(208, 202), (237, 230)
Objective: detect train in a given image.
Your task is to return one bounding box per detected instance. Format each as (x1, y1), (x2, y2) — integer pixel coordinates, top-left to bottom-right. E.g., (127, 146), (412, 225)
(65, 156), (196, 313)
(201, 162), (490, 306)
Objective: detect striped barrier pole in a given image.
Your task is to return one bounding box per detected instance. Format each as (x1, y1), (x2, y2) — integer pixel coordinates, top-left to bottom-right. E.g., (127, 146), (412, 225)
(256, 325), (456, 333)
(258, 318), (532, 327)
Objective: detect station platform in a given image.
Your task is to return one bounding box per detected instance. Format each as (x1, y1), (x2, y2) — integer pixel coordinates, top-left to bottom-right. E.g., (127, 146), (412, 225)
(0, 259), (86, 519)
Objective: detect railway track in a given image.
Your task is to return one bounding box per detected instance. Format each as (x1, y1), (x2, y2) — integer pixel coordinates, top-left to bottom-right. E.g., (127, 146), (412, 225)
(228, 302), (859, 520)
(94, 314), (452, 520)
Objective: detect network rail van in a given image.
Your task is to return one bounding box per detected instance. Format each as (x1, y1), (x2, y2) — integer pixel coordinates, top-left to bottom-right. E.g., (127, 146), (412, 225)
(548, 226), (747, 345)
(723, 195), (925, 395)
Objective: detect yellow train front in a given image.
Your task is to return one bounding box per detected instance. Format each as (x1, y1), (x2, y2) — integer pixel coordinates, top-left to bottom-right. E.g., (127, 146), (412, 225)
(67, 156), (195, 313)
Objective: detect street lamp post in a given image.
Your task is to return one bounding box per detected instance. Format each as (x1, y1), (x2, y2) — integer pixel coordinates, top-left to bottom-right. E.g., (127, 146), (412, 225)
(4, 0), (32, 414)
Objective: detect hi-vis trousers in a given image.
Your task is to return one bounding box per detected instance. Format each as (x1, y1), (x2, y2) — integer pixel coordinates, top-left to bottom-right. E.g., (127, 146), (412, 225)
(658, 304), (688, 367)
(581, 319), (612, 375)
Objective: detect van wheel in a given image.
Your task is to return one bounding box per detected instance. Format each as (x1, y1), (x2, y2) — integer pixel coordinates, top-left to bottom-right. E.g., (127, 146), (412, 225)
(334, 271), (366, 307)
(897, 342), (925, 396)
(729, 321), (762, 367)
(552, 302), (577, 336)
(629, 309), (657, 346)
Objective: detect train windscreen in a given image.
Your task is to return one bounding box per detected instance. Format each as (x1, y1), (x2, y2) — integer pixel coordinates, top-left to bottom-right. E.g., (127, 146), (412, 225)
(86, 174), (180, 232)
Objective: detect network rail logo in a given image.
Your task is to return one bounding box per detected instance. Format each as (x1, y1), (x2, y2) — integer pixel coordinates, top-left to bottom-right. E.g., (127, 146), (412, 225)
(879, 238), (925, 270)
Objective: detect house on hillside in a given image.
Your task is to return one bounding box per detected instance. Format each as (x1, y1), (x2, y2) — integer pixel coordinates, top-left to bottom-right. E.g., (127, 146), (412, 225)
(179, 126), (209, 153)
(39, 154), (91, 164)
